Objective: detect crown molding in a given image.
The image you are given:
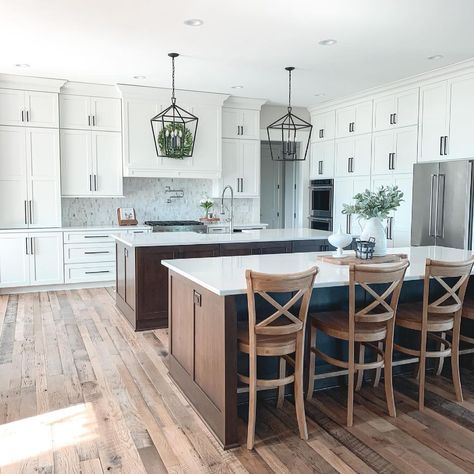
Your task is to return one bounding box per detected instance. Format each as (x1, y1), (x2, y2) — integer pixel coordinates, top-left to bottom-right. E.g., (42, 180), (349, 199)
(0, 74), (66, 93)
(224, 96), (267, 110)
(60, 81), (121, 98)
(309, 57), (474, 114)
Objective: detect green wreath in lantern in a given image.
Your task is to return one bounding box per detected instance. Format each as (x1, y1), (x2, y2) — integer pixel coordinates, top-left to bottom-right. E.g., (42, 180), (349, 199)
(157, 122), (194, 159)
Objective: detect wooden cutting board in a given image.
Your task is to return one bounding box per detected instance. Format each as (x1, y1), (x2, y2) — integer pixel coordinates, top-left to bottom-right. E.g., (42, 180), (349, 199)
(318, 253), (408, 265)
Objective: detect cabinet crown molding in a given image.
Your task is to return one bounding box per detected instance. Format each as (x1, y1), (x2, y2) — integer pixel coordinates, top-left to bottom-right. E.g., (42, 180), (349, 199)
(0, 74), (66, 93)
(60, 81), (122, 98)
(117, 83), (229, 105)
(223, 96), (267, 110)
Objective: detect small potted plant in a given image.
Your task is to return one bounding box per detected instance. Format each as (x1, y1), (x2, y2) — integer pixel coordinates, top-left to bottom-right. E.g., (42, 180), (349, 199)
(342, 185), (404, 256)
(200, 197), (214, 219)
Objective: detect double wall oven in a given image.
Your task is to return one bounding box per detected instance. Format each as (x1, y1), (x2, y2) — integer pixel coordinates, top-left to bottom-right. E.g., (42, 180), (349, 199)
(308, 179), (334, 231)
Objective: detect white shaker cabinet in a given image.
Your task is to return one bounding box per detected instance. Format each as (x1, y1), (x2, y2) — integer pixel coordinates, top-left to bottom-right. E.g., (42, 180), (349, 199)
(310, 141), (335, 178)
(222, 108), (259, 140)
(335, 101), (373, 138)
(60, 95), (121, 132)
(373, 89), (419, 132)
(372, 126), (417, 175)
(0, 89), (58, 128)
(0, 231), (63, 287)
(60, 129), (122, 197)
(0, 126), (60, 229)
(312, 110), (335, 142)
(335, 133), (372, 177)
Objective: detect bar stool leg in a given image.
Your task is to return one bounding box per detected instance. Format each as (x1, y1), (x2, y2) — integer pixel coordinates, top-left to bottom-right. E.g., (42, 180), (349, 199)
(374, 341), (383, 388)
(294, 333), (308, 440)
(247, 353), (257, 450)
(418, 329), (428, 411)
(451, 314), (463, 402)
(356, 343), (365, 392)
(384, 327), (396, 417)
(435, 331), (446, 376)
(277, 357), (286, 409)
(347, 339), (355, 427)
(306, 325), (317, 400)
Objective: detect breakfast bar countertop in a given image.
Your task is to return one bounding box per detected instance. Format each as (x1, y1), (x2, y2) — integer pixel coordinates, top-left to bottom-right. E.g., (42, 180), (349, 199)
(162, 245), (474, 296)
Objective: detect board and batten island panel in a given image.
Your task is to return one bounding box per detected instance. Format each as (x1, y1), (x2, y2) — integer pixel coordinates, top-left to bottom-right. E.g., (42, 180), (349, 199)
(113, 229), (339, 330)
(162, 246), (474, 448)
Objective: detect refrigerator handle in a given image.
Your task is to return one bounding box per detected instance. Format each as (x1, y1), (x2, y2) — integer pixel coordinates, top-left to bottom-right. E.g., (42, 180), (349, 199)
(429, 174), (438, 237)
(436, 174), (446, 238)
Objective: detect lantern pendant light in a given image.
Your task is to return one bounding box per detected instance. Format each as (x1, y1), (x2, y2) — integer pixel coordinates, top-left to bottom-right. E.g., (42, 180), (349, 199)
(151, 53), (198, 159)
(266, 66), (312, 161)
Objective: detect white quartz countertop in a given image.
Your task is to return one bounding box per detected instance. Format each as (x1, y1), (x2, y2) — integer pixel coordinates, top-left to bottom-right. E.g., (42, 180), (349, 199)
(113, 228), (334, 247)
(162, 246), (474, 296)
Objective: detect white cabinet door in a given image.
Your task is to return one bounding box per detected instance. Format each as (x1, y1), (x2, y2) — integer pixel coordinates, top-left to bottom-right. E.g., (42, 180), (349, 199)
(25, 91), (59, 128)
(0, 126), (28, 228)
(29, 232), (64, 285)
(60, 130), (93, 196)
(335, 106), (355, 138)
(222, 108), (241, 138)
(335, 134), (371, 177)
(372, 130), (393, 175)
(0, 89), (25, 126)
(393, 126), (417, 174)
(373, 96), (395, 132)
(310, 141), (334, 178)
(312, 111), (335, 141)
(0, 234), (30, 287)
(59, 95), (91, 130)
(354, 101), (373, 135)
(447, 74), (474, 160)
(335, 101), (372, 137)
(222, 139), (241, 192)
(26, 128), (61, 227)
(240, 139), (259, 197)
(91, 97), (121, 132)
(241, 109), (260, 140)
(395, 89), (419, 128)
(334, 137), (354, 177)
(419, 81), (449, 162)
(91, 131), (123, 196)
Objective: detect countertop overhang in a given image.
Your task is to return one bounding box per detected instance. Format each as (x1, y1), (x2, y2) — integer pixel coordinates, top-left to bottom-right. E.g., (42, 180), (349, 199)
(162, 246), (474, 296)
(112, 228), (334, 248)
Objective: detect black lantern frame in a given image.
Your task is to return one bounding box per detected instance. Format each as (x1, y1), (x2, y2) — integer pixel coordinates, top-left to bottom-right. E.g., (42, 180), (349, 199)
(266, 67), (312, 161)
(151, 53), (198, 159)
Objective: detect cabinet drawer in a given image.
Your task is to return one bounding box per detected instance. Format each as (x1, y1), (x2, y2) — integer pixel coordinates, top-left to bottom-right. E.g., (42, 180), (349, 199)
(64, 231), (116, 244)
(64, 243), (115, 263)
(64, 262), (115, 283)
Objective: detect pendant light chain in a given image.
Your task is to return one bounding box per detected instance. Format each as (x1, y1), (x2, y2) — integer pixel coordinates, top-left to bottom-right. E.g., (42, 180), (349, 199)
(171, 55), (176, 104)
(288, 67), (292, 111)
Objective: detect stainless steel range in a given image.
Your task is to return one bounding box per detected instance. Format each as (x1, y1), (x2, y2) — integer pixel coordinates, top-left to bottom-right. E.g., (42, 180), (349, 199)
(144, 220), (206, 233)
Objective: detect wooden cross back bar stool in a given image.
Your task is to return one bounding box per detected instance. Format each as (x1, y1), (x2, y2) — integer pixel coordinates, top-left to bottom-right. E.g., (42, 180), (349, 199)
(237, 266), (318, 450)
(395, 257), (474, 410)
(307, 261), (409, 427)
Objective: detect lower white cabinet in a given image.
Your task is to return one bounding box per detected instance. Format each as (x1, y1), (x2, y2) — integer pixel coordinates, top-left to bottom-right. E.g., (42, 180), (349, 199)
(310, 141), (335, 178)
(64, 262), (115, 284)
(0, 232), (63, 288)
(335, 134), (372, 177)
(372, 174), (413, 247)
(333, 176), (371, 234)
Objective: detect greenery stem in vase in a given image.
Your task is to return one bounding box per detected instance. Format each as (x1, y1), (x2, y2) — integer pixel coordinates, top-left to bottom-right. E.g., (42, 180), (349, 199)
(200, 197), (214, 219)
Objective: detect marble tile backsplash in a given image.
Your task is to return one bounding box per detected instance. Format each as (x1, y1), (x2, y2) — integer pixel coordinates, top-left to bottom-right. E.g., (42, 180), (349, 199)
(61, 178), (260, 226)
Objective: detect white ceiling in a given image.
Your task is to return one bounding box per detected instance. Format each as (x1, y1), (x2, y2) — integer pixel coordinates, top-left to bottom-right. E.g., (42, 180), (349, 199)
(1, 0), (474, 107)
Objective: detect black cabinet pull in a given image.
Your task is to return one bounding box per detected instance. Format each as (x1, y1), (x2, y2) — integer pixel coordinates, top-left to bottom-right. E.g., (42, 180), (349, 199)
(84, 251), (110, 254)
(85, 270), (111, 274)
(439, 136), (444, 156)
(443, 136), (448, 155)
(84, 235), (109, 238)
(318, 160), (323, 175)
(193, 290), (202, 307)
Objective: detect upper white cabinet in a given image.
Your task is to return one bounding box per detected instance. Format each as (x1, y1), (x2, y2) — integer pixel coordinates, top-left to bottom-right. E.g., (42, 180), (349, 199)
(222, 108), (259, 139)
(60, 94), (121, 132)
(310, 141), (334, 179)
(419, 74), (474, 162)
(335, 101), (372, 138)
(373, 89), (419, 132)
(0, 89), (58, 128)
(372, 126), (417, 175)
(0, 126), (61, 229)
(334, 134), (372, 177)
(311, 111), (335, 142)
(119, 85), (229, 179)
(60, 130), (122, 197)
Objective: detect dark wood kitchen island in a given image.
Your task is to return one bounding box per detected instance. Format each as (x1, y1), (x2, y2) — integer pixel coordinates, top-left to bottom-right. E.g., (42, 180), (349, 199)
(113, 228), (336, 330)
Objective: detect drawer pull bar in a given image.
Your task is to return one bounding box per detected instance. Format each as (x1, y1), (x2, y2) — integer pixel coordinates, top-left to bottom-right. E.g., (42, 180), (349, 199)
(84, 251), (110, 254)
(85, 270), (111, 274)
(84, 235), (109, 238)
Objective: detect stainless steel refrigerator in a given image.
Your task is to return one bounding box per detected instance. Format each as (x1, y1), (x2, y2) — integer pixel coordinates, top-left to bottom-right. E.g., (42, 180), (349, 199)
(411, 160), (474, 249)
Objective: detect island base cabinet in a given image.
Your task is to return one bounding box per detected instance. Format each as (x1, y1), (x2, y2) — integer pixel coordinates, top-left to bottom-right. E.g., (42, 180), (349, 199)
(168, 271), (238, 449)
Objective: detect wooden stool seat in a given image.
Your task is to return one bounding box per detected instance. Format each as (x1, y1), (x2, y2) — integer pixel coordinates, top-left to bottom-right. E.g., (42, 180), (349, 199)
(238, 323), (297, 356)
(311, 310), (387, 342)
(396, 303), (455, 332)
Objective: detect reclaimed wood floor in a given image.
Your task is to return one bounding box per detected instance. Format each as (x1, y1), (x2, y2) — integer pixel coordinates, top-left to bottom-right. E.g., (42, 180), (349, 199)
(0, 288), (473, 473)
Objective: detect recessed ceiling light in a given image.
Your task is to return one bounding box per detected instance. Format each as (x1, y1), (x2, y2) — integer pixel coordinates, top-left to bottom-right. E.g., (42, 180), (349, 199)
(15, 63), (30, 68)
(184, 18), (204, 27)
(427, 54), (443, 60)
(231, 85), (244, 89)
(318, 39), (337, 46)
(133, 75), (146, 80)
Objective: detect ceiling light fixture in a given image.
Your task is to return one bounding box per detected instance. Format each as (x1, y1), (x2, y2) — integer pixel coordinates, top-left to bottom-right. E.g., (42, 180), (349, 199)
(266, 67), (312, 162)
(427, 54), (443, 60)
(318, 39), (337, 46)
(231, 85), (244, 89)
(133, 75), (146, 80)
(15, 63), (30, 68)
(184, 18), (204, 26)
(150, 53), (198, 159)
